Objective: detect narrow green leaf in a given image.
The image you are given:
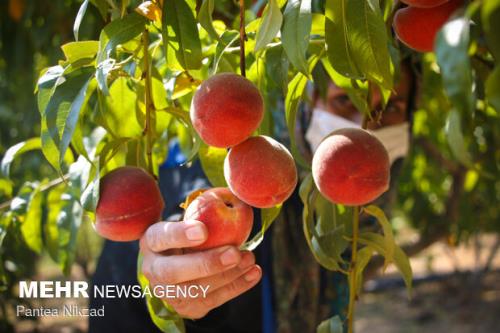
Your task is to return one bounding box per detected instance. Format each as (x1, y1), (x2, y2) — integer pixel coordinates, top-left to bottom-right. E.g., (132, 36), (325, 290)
(325, 0), (362, 79)
(358, 232), (413, 295)
(81, 162), (100, 212)
(22, 182), (46, 254)
(164, 107), (201, 163)
(282, 0), (312, 75)
(299, 174), (344, 271)
(62, 41), (99, 64)
(74, 0), (90, 41)
(198, 0), (219, 40)
(482, 0), (500, 61)
(364, 205), (394, 268)
(445, 109), (472, 166)
(211, 31), (239, 74)
(354, 246), (373, 294)
(162, 0), (202, 70)
(254, 0), (283, 52)
(486, 66), (500, 112)
(1, 138), (41, 178)
(436, 17), (474, 116)
(137, 254), (186, 333)
(199, 143), (227, 188)
(317, 315), (343, 333)
(242, 205), (282, 251)
(97, 13), (146, 64)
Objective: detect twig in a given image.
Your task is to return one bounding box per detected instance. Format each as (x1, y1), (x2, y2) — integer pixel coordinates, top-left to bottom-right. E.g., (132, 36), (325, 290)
(0, 175), (69, 212)
(239, 0), (246, 77)
(347, 207), (360, 333)
(142, 29), (155, 176)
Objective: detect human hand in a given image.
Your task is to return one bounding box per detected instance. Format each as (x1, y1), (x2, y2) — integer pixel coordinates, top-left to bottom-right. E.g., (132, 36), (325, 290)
(140, 220), (262, 319)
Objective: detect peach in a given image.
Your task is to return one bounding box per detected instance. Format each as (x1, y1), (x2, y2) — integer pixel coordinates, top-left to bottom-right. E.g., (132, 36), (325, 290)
(312, 128), (390, 206)
(184, 188), (254, 251)
(95, 166), (164, 242)
(190, 73), (264, 148)
(224, 135), (298, 208)
(393, 0), (463, 52)
(400, 0), (450, 8)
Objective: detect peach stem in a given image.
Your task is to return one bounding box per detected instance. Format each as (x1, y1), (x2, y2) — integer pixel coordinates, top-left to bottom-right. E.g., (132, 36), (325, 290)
(347, 206), (360, 333)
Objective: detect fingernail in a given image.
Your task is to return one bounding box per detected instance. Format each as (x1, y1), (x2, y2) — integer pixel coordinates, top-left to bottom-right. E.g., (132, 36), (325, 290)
(244, 267), (260, 282)
(219, 247), (240, 266)
(185, 226), (205, 241)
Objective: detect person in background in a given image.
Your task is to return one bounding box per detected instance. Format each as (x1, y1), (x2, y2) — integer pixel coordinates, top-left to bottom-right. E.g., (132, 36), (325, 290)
(89, 61), (417, 333)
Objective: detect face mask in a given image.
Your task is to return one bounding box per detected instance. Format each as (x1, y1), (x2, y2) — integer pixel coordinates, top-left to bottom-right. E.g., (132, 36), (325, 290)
(305, 108), (360, 152)
(369, 122), (410, 165)
(306, 108), (410, 165)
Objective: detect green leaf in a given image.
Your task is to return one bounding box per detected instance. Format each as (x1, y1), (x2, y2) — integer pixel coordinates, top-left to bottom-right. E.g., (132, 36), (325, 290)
(97, 12), (146, 64)
(325, 0), (362, 79)
(317, 315), (343, 333)
(445, 109), (472, 166)
(0, 179), (13, 198)
(198, 143), (227, 187)
(74, 0), (90, 41)
(281, 0), (312, 75)
(286, 58), (322, 170)
(198, 0), (219, 41)
(363, 205), (394, 268)
(242, 205), (282, 251)
(0, 213), (13, 251)
(103, 77), (144, 138)
(321, 57), (369, 115)
(358, 232), (413, 295)
(44, 184), (66, 261)
(164, 107), (201, 163)
(482, 0), (500, 61)
(299, 174), (344, 271)
(22, 182), (46, 254)
(354, 246), (373, 294)
(137, 254), (186, 333)
(61, 41), (99, 64)
(1, 138), (41, 178)
(254, 0), (283, 52)
(435, 17), (474, 116)
(325, 0), (393, 89)
(211, 30), (239, 74)
(162, 0), (202, 70)
(486, 66), (500, 112)
(81, 162), (100, 212)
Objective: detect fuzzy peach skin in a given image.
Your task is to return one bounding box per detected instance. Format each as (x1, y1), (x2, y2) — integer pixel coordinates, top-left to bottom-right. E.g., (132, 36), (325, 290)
(190, 73), (264, 148)
(400, 0), (450, 8)
(224, 135), (298, 208)
(312, 128), (390, 206)
(393, 0), (463, 52)
(184, 188), (254, 251)
(95, 166), (164, 242)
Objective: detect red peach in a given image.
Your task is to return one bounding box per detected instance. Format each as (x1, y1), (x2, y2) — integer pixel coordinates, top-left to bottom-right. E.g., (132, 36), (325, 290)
(184, 188), (254, 251)
(224, 135), (298, 208)
(95, 166), (164, 242)
(393, 0), (463, 52)
(400, 0), (450, 8)
(312, 128), (390, 206)
(190, 73), (264, 148)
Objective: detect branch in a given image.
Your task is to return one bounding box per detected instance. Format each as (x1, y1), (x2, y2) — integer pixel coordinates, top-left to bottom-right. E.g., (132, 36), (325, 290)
(414, 137), (460, 174)
(239, 0), (246, 77)
(0, 175), (69, 212)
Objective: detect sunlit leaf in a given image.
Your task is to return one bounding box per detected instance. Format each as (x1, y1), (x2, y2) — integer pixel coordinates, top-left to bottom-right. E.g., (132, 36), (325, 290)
(242, 205), (282, 251)
(73, 0), (89, 41)
(317, 315), (343, 333)
(198, 143), (227, 187)
(254, 0), (283, 52)
(1, 138), (41, 178)
(364, 205), (394, 268)
(281, 0), (311, 75)
(198, 0), (219, 41)
(162, 0), (202, 70)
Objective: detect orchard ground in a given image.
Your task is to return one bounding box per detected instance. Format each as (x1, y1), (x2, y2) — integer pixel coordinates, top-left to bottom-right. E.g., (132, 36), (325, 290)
(8, 233), (500, 333)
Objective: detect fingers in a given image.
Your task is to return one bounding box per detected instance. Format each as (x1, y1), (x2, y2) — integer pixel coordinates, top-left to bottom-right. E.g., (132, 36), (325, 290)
(173, 265), (262, 319)
(177, 251), (256, 293)
(144, 246), (243, 284)
(142, 220), (208, 252)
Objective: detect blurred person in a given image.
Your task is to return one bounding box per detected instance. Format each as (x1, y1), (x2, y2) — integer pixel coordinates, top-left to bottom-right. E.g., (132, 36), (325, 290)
(89, 61), (416, 333)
